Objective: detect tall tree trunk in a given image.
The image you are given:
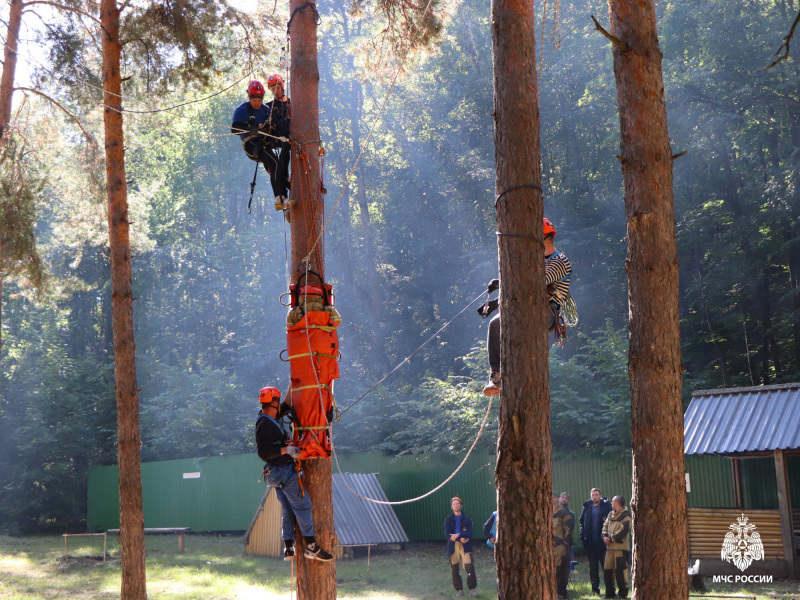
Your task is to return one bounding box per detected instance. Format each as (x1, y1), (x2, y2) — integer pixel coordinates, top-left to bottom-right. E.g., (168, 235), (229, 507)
(491, 0), (554, 598)
(100, 1), (147, 598)
(606, 1), (687, 599)
(0, 0), (23, 358)
(0, 0), (21, 140)
(290, 0), (336, 596)
(757, 268), (782, 378)
(791, 247), (800, 371)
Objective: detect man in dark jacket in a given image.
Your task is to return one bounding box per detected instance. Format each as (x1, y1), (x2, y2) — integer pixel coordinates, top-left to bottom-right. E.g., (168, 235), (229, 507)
(579, 488), (613, 596)
(444, 497), (478, 597)
(231, 77), (291, 217)
(255, 386), (332, 562)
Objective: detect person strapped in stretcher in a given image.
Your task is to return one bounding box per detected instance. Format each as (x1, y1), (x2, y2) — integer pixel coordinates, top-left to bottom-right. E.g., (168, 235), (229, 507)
(254, 386), (334, 562)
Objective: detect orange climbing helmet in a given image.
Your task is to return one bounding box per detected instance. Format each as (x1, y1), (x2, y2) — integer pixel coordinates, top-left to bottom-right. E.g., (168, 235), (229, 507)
(543, 218), (556, 237)
(259, 386), (281, 405)
(267, 73), (285, 89)
(247, 80), (265, 98)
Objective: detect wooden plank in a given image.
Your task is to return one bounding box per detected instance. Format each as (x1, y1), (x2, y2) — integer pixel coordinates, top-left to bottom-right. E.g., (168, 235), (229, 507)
(731, 457), (744, 509)
(774, 450), (797, 579)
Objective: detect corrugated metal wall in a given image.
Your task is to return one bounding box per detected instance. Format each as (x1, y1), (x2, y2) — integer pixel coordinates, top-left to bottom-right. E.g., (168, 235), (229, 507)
(740, 455), (800, 509)
(685, 454), (735, 508)
(88, 454), (267, 532)
(87, 450), (752, 539)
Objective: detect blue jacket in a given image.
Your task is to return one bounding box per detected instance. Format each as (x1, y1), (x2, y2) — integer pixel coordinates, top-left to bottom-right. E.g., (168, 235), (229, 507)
(231, 101), (271, 140)
(483, 511), (497, 548)
(444, 512), (474, 556)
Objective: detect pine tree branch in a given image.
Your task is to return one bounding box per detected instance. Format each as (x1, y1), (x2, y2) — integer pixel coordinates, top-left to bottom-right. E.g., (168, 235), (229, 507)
(591, 15), (629, 53)
(765, 9), (800, 70)
(14, 86), (96, 146)
(22, 1), (101, 26)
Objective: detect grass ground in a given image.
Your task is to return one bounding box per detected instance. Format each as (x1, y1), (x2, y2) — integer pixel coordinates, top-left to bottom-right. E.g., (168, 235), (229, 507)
(0, 534), (797, 599)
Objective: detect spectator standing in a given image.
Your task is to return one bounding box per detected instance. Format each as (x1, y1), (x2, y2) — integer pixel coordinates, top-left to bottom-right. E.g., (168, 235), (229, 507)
(602, 495), (631, 599)
(553, 492), (574, 599)
(483, 510), (497, 551)
(444, 497), (478, 597)
(579, 488), (613, 595)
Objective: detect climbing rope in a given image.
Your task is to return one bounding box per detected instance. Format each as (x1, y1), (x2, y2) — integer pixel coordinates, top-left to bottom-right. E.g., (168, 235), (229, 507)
(17, 34), (290, 143)
(331, 396), (493, 505)
(535, 0), (563, 101)
(299, 0), (436, 267)
(338, 288), (488, 418)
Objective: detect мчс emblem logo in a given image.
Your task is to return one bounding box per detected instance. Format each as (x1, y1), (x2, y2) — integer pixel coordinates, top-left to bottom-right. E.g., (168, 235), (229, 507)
(721, 514), (764, 572)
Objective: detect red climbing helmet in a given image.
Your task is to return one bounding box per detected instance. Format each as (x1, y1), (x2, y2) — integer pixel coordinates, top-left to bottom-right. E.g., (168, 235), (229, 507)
(267, 73), (285, 89)
(247, 80), (265, 98)
(543, 218), (556, 237)
(259, 386), (281, 405)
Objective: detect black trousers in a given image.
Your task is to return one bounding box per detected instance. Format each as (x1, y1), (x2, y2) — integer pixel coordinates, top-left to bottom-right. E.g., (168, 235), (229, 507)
(556, 555), (571, 597)
(487, 311), (556, 373)
(244, 139), (290, 198)
(450, 557), (477, 591)
(585, 540), (606, 592)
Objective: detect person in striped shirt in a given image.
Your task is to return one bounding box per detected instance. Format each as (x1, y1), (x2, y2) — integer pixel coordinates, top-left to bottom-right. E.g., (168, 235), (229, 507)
(482, 218), (572, 396)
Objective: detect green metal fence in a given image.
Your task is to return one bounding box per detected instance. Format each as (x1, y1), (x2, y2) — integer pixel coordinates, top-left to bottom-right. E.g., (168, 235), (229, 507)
(87, 450), (744, 540)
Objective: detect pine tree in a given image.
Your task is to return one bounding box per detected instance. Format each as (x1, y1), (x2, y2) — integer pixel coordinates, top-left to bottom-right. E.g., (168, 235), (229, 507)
(491, 0), (556, 596)
(604, 0), (688, 597)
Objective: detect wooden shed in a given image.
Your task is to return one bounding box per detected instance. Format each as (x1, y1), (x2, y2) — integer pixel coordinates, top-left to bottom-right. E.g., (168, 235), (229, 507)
(684, 383), (800, 578)
(244, 472), (408, 558)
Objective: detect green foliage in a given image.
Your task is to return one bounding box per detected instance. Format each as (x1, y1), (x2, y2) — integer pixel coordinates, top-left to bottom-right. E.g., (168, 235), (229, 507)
(140, 364), (253, 462)
(0, 136), (47, 295)
(3, 0), (800, 533)
(550, 321), (631, 450)
(375, 345), (498, 455)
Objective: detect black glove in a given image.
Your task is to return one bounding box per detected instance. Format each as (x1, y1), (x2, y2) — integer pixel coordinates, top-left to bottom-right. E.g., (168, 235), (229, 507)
(477, 298), (499, 318)
(487, 279), (500, 293)
(248, 116), (258, 134)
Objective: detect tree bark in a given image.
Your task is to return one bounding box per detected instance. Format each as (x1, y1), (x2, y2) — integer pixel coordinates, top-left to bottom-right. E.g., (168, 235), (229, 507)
(0, 0), (21, 140)
(491, 0), (555, 598)
(0, 0), (23, 358)
(100, 1), (147, 598)
(290, 0), (336, 596)
(605, 1), (687, 599)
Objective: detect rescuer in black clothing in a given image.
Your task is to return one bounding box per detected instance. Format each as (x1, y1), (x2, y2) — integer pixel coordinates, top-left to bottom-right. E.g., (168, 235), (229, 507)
(255, 386), (333, 562)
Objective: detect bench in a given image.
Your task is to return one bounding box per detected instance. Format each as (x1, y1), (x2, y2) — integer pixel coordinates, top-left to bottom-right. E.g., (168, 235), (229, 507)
(107, 527), (191, 553)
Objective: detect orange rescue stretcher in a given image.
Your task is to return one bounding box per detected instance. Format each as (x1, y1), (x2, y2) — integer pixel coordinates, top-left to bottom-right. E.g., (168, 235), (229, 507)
(285, 276), (340, 459)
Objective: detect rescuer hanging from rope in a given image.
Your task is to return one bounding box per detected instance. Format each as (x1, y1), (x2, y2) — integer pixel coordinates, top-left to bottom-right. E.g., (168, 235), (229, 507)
(231, 78), (292, 219)
(255, 386), (334, 562)
(478, 217), (572, 395)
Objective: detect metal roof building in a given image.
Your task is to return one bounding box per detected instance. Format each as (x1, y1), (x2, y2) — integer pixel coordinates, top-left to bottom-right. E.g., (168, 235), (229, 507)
(683, 383), (800, 578)
(684, 383), (800, 456)
(244, 472), (408, 558)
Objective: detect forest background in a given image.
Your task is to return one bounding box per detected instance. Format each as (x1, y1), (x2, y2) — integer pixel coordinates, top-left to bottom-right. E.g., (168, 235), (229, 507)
(1, 0), (799, 534)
